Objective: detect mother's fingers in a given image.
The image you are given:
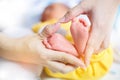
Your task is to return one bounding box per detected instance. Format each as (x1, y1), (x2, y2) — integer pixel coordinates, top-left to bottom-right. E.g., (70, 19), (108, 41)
(58, 0), (93, 23)
(44, 49), (86, 68)
(45, 61), (75, 73)
(38, 23), (60, 40)
(84, 25), (107, 66)
(95, 33), (110, 53)
(84, 32), (102, 66)
(84, 33), (110, 66)
(84, 46), (94, 66)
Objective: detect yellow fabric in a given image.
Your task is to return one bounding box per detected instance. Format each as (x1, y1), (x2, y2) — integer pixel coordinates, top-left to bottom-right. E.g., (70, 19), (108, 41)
(32, 19), (113, 80)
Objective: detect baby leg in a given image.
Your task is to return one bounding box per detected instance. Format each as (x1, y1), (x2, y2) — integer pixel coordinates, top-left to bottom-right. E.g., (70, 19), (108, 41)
(42, 23), (61, 49)
(70, 18), (90, 55)
(42, 24), (78, 56)
(47, 33), (78, 56)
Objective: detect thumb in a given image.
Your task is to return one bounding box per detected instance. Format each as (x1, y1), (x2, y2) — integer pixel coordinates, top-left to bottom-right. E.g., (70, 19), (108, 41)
(84, 46), (94, 67)
(58, 0), (92, 23)
(38, 23), (60, 39)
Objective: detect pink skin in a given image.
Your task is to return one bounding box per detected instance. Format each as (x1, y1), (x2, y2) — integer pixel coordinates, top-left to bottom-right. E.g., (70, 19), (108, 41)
(43, 18), (89, 56)
(43, 24), (78, 56)
(70, 18), (89, 54)
(44, 33), (78, 56)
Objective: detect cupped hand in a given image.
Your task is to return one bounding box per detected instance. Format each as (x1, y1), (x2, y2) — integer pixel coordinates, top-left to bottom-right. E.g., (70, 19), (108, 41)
(58, 0), (119, 66)
(38, 24), (86, 73)
(3, 25), (85, 73)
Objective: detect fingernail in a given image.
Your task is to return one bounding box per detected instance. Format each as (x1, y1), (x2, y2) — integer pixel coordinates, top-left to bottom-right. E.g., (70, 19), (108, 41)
(72, 18), (77, 22)
(78, 63), (86, 69)
(82, 67), (87, 71)
(53, 23), (60, 31)
(76, 66), (86, 71)
(58, 17), (66, 23)
(83, 65), (86, 69)
(54, 23), (60, 26)
(86, 61), (90, 67)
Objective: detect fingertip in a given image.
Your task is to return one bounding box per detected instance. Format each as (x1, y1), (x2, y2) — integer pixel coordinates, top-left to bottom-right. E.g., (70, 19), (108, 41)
(82, 65), (87, 69)
(58, 17), (66, 23)
(84, 55), (91, 67)
(84, 47), (94, 67)
(77, 60), (86, 68)
(54, 23), (61, 29)
(53, 23), (60, 32)
(54, 22), (60, 26)
(58, 17), (71, 23)
(72, 18), (78, 22)
(85, 59), (90, 67)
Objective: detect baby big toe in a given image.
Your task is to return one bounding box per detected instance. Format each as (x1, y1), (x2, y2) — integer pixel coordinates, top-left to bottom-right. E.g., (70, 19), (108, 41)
(79, 18), (90, 30)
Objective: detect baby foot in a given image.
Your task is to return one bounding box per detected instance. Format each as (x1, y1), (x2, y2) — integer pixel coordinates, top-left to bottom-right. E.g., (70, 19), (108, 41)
(42, 24), (78, 56)
(42, 23), (60, 49)
(70, 18), (90, 54)
(47, 33), (78, 56)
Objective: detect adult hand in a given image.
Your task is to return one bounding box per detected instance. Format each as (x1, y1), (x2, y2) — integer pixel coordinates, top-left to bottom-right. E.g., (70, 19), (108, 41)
(58, 0), (120, 66)
(38, 24), (85, 73)
(0, 28), (85, 74)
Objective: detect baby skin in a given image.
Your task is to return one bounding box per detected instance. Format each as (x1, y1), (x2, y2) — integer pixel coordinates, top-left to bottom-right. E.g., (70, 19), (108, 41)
(70, 18), (89, 54)
(42, 18), (89, 56)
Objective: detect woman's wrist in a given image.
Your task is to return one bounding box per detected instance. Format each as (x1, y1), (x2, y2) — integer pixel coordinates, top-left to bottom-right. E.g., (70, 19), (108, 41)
(0, 33), (17, 54)
(0, 33), (41, 64)
(0, 33), (24, 62)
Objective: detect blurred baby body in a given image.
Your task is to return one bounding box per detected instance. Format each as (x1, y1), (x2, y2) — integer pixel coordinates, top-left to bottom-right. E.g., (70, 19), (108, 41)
(40, 3), (69, 22)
